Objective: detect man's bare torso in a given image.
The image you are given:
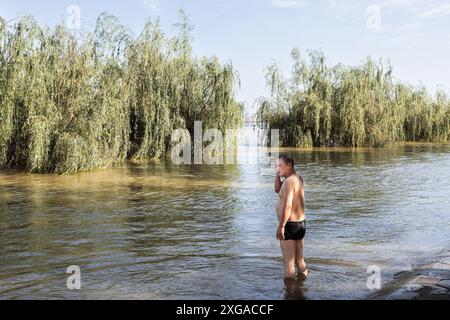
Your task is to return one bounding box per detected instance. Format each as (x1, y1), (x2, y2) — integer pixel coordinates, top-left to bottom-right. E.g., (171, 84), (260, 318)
(276, 173), (305, 222)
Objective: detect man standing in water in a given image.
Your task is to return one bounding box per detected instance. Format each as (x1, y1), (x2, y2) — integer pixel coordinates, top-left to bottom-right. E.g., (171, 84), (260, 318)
(275, 155), (308, 279)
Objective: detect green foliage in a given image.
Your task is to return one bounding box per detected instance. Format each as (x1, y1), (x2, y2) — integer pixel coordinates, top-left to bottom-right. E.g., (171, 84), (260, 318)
(0, 12), (243, 174)
(257, 48), (450, 147)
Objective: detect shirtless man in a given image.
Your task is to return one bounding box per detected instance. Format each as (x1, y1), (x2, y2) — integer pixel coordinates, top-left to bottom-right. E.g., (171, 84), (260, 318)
(275, 155), (308, 279)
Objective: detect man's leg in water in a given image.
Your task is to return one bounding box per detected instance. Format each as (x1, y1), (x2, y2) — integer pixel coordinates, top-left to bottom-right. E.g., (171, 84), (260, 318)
(296, 239), (308, 277)
(280, 240), (296, 279)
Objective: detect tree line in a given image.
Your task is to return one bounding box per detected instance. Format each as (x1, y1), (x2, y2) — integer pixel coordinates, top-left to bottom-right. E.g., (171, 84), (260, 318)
(0, 11), (244, 174)
(257, 48), (450, 148)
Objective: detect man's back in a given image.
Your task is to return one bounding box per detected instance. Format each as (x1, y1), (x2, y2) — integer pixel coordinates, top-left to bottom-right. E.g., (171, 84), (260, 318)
(276, 172), (305, 222)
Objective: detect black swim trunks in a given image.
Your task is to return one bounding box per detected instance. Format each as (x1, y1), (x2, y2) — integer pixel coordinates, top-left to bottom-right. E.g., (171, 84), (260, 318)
(283, 220), (306, 241)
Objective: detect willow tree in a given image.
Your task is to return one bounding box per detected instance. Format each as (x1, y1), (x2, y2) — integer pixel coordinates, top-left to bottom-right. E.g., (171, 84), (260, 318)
(0, 16), (58, 172)
(0, 11), (243, 174)
(0, 17), (11, 168)
(169, 9), (243, 153)
(126, 10), (243, 160)
(290, 49), (333, 147)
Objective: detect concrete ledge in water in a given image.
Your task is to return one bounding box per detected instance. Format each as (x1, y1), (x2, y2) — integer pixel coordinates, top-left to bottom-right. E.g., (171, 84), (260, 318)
(371, 257), (450, 300)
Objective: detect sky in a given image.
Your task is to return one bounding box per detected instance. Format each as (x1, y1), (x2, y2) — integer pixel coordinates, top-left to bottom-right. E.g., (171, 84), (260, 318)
(1, 0), (450, 113)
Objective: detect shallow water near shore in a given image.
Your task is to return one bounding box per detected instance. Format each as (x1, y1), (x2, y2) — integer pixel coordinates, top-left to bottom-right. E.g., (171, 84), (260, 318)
(1, 142), (450, 299)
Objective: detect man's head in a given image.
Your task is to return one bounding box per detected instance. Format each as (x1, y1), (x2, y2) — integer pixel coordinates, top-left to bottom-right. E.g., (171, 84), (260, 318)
(276, 154), (295, 177)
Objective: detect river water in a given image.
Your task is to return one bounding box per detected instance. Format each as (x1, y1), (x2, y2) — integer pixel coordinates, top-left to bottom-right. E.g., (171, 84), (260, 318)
(1, 139), (450, 299)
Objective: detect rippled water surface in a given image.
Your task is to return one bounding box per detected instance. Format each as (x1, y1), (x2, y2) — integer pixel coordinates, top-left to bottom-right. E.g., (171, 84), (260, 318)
(1, 142), (450, 299)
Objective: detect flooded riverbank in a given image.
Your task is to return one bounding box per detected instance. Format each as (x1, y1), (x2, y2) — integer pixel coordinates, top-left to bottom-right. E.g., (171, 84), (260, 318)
(1, 143), (450, 299)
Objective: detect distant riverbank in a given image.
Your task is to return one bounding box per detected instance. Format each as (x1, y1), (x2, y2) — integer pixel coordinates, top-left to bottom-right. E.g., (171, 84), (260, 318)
(257, 48), (450, 149)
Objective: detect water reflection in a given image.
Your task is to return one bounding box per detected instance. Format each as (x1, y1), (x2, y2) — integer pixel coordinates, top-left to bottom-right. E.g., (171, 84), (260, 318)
(283, 277), (306, 300)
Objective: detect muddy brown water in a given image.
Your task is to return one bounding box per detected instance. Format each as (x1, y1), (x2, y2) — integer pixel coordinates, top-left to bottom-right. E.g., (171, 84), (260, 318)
(1, 142), (450, 299)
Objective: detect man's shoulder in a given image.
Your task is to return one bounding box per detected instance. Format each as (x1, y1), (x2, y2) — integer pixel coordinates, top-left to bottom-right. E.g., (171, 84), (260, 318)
(285, 175), (299, 186)
(286, 174), (303, 189)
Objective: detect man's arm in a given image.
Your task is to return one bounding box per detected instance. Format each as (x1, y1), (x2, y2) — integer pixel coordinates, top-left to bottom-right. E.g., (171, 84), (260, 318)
(275, 174), (282, 193)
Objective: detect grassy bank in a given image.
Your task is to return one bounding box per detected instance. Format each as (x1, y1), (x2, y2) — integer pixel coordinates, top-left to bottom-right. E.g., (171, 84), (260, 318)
(0, 11), (243, 174)
(257, 48), (450, 148)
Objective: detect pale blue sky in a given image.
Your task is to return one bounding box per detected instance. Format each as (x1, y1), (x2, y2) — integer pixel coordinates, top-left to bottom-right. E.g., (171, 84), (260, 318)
(1, 0), (450, 113)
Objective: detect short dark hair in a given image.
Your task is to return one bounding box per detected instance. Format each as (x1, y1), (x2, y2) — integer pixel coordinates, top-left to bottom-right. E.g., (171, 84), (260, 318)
(279, 154), (294, 168)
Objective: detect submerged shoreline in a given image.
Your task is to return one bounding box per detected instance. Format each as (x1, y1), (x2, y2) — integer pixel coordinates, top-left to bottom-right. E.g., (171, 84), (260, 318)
(370, 255), (450, 300)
